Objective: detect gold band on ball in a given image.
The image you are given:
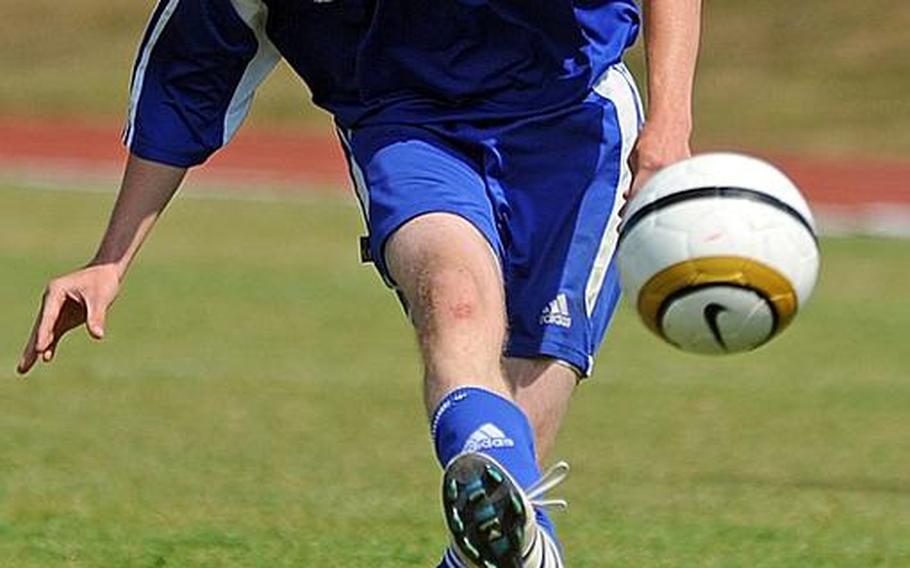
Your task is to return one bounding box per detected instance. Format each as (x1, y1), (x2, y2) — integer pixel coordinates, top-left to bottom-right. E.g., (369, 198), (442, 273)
(637, 256), (799, 339)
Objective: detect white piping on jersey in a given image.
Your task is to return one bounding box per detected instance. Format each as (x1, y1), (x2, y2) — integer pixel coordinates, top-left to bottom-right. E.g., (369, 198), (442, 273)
(224, 0), (282, 145)
(584, 63), (642, 317)
(125, 0), (182, 148)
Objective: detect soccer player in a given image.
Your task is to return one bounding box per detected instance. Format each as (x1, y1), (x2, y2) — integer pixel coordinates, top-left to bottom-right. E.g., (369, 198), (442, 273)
(18, 1), (701, 565)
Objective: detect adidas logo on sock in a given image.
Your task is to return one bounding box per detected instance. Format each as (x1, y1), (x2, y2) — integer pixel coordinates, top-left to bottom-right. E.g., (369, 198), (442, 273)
(539, 293), (572, 328)
(462, 423), (516, 453)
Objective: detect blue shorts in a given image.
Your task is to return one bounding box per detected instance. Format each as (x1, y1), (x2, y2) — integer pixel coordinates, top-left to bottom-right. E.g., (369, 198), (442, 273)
(340, 64), (643, 376)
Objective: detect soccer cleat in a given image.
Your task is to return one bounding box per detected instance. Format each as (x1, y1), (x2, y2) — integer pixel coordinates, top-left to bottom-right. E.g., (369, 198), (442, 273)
(441, 452), (569, 567)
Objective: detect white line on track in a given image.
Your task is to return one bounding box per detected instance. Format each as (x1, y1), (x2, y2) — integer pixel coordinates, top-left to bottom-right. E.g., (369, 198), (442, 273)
(2, 171), (909, 238)
(814, 205), (910, 239)
(0, 170), (355, 207)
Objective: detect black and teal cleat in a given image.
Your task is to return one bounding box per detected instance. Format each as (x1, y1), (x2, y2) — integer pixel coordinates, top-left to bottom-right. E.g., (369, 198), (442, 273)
(442, 453), (569, 568)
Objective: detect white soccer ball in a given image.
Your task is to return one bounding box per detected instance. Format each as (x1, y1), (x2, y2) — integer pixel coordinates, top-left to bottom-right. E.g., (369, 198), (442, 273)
(617, 152), (820, 354)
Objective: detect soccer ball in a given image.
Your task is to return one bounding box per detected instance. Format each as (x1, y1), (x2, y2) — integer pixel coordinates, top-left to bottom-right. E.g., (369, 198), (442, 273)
(617, 153), (819, 354)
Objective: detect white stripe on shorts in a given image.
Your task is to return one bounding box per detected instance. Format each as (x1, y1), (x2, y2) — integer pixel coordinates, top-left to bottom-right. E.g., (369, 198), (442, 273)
(584, 64), (642, 317)
(124, 0), (182, 148)
(223, 0), (281, 145)
(337, 128), (371, 220)
(443, 547), (464, 567)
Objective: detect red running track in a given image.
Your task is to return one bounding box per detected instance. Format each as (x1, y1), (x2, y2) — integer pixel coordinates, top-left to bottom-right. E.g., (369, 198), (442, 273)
(0, 116), (907, 208)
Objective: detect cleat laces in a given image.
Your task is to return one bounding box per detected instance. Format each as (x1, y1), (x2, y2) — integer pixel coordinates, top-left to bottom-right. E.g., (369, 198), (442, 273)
(526, 461), (570, 512)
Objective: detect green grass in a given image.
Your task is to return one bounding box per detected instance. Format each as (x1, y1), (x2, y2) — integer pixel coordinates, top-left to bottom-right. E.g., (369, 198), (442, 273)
(1, 184), (909, 566)
(1, 1), (908, 156)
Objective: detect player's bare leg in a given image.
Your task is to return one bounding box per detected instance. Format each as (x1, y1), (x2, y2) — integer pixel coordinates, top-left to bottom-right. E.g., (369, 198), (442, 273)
(506, 358), (578, 465)
(386, 212), (566, 567)
(385, 212), (510, 413)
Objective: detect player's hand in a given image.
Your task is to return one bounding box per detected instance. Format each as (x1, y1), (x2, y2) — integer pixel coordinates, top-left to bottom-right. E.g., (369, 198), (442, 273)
(17, 264), (121, 376)
(626, 120), (692, 200)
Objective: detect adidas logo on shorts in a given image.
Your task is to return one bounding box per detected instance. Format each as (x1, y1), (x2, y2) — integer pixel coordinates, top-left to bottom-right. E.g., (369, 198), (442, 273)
(462, 423), (516, 453)
(540, 293), (572, 328)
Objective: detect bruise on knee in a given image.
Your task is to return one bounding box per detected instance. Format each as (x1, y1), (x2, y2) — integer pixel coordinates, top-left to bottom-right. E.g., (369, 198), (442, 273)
(449, 301), (476, 320)
(413, 263), (482, 332)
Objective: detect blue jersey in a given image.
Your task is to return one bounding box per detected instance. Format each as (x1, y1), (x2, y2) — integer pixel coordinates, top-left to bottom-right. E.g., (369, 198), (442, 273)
(125, 0), (639, 167)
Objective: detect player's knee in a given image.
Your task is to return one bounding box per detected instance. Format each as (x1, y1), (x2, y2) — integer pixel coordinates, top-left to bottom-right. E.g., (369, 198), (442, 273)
(413, 262), (487, 328)
(387, 212), (503, 332)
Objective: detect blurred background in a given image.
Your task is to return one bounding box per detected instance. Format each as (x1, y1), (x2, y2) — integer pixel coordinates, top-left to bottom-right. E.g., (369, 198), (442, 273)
(2, 0), (908, 153)
(0, 1), (908, 566)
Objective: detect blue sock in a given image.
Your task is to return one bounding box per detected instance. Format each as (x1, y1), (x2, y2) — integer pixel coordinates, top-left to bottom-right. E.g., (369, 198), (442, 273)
(431, 386), (556, 538)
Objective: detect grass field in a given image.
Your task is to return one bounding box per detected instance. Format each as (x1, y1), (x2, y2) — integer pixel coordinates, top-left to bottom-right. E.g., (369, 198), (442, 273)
(2, 1), (909, 157)
(1, 184), (908, 566)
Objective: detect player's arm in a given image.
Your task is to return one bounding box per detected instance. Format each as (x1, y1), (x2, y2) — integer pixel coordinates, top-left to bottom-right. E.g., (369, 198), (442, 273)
(17, 156), (185, 375)
(630, 0), (702, 194)
(17, 0), (280, 376)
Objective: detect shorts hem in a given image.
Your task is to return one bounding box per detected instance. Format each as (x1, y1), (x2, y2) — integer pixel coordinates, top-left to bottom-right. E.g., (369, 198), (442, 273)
(371, 207), (501, 287)
(128, 140), (210, 168)
(505, 339), (594, 378)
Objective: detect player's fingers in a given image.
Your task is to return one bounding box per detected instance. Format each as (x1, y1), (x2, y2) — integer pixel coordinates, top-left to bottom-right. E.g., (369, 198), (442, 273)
(17, 341), (39, 375)
(618, 169), (655, 234)
(625, 148), (644, 198)
(17, 312), (42, 375)
(42, 328), (68, 363)
(628, 143), (640, 171)
(628, 166), (655, 198)
(35, 284), (68, 352)
(85, 297), (108, 340)
(18, 288), (61, 375)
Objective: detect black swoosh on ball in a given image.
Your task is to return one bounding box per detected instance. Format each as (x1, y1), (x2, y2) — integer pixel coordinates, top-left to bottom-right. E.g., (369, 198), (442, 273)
(703, 303), (729, 350)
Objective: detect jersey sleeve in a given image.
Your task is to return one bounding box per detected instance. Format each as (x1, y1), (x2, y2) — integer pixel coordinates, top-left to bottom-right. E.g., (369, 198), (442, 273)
(123, 0), (280, 168)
